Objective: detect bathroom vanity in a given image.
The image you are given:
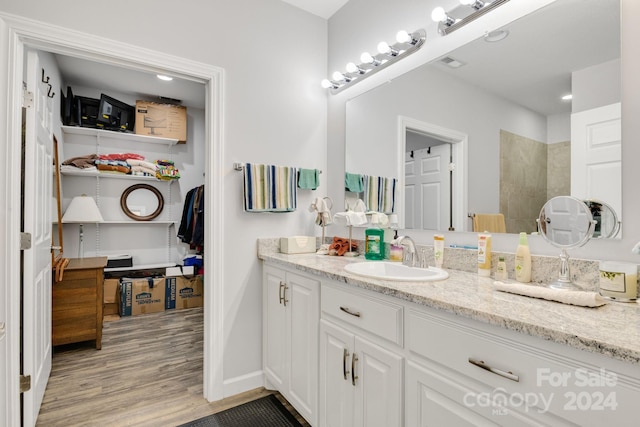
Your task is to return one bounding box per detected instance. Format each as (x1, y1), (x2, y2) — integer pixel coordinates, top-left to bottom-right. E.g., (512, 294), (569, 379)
(260, 243), (640, 427)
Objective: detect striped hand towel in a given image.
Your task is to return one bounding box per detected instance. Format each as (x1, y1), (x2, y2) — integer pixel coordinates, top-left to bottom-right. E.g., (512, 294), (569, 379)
(243, 163), (297, 212)
(363, 175), (397, 214)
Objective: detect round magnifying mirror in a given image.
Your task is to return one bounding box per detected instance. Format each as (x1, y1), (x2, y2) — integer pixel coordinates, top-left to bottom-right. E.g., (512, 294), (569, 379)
(120, 184), (164, 221)
(537, 196), (596, 290)
(584, 199), (620, 239)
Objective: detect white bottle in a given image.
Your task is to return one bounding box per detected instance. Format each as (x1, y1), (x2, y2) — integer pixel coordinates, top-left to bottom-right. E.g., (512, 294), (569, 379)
(433, 234), (445, 268)
(515, 232), (532, 283)
(496, 256), (508, 281)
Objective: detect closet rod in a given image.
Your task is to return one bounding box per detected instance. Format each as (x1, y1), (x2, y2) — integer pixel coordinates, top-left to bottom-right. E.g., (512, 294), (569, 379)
(233, 162), (322, 173)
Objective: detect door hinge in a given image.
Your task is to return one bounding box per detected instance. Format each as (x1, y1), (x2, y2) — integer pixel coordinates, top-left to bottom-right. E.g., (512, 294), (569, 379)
(20, 375), (31, 393)
(22, 89), (34, 109)
(20, 232), (32, 250)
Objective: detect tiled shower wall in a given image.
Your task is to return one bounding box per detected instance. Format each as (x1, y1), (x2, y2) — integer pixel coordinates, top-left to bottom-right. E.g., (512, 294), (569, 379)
(499, 130), (570, 234)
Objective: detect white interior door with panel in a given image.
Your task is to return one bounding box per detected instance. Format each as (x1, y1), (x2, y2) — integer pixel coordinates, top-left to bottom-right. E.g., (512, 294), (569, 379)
(571, 103), (622, 224)
(22, 49), (54, 427)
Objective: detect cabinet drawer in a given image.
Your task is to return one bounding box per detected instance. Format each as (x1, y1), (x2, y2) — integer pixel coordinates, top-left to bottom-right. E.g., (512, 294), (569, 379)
(321, 283), (403, 346)
(406, 309), (640, 424)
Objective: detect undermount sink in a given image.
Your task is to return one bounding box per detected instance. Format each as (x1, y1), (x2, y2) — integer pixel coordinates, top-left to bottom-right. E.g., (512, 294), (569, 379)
(344, 261), (449, 282)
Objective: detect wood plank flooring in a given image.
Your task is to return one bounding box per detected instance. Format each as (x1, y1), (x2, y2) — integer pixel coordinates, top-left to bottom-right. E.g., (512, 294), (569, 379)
(37, 307), (310, 427)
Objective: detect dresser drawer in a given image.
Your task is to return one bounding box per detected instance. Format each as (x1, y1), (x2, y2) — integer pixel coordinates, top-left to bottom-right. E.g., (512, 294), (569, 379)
(321, 282), (403, 346)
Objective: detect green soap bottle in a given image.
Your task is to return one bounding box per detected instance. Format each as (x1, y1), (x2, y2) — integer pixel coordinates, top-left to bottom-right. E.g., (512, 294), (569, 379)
(365, 227), (385, 260)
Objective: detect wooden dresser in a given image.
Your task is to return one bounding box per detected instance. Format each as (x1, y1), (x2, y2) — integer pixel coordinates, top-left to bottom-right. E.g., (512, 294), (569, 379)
(52, 257), (108, 349)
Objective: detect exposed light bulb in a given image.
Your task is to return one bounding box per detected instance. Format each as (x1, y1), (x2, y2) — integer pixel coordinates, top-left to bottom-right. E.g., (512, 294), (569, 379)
(360, 52), (375, 64)
(320, 79), (334, 89)
(377, 41), (391, 55)
(332, 71), (346, 81)
(459, 0), (474, 5)
(431, 7), (447, 22)
(396, 30), (412, 44)
(346, 62), (363, 74)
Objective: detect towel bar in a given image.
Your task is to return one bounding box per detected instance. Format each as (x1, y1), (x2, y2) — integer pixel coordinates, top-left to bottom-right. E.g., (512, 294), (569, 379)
(233, 162), (322, 173)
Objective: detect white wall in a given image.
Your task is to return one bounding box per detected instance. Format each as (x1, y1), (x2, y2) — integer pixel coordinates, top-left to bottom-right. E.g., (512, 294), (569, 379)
(0, 0), (327, 397)
(572, 59), (621, 113)
(328, 0), (640, 262)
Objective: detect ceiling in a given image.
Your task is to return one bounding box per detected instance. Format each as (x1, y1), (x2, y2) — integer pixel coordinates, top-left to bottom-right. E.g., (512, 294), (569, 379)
(54, 0), (619, 117)
(280, 0), (349, 19)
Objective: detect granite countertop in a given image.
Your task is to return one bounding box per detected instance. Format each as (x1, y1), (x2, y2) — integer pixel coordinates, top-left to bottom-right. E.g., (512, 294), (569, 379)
(258, 249), (640, 366)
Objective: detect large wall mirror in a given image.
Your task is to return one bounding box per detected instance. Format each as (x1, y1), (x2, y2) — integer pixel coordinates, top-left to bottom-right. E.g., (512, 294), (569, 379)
(345, 0), (621, 237)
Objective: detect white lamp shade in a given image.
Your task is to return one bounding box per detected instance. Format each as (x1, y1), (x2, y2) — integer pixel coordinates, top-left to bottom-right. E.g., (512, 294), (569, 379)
(62, 195), (104, 223)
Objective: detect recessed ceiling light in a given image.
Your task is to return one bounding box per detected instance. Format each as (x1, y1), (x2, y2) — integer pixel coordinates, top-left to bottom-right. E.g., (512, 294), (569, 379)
(484, 29), (509, 43)
(157, 74), (173, 81)
(562, 94), (573, 101)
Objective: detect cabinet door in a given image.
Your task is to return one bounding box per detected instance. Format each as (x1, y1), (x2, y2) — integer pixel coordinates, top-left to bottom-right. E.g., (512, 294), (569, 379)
(319, 320), (355, 427)
(406, 361), (559, 427)
(287, 272), (320, 425)
(263, 266), (287, 389)
(354, 336), (403, 427)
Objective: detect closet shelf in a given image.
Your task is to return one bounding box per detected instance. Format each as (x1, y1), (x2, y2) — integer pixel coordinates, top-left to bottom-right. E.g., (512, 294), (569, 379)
(104, 262), (177, 273)
(100, 220), (176, 226)
(62, 125), (179, 146)
(61, 169), (177, 183)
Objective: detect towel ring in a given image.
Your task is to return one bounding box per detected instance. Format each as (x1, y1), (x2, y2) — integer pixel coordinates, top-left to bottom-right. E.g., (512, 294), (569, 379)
(323, 196), (333, 210)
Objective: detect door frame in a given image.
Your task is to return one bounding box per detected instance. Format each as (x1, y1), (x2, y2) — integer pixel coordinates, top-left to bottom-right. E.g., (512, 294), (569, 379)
(397, 116), (468, 232)
(0, 13), (225, 425)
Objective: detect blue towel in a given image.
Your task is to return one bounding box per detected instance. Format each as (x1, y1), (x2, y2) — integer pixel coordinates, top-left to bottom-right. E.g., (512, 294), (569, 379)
(363, 175), (396, 214)
(297, 168), (320, 190)
(243, 163), (297, 212)
(345, 172), (364, 192)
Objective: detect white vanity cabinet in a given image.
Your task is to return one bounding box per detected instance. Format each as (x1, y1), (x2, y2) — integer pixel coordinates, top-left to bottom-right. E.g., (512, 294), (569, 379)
(319, 281), (404, 427)
(405, 306), (640, 427)
(263, 263), (320, 426)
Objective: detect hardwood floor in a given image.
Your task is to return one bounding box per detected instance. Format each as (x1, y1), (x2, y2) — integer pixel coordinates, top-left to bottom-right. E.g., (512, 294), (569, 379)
(37, 307), (309, 427)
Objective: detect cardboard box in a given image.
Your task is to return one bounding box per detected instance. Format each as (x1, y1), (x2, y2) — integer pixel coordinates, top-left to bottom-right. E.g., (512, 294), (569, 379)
(135, 100), (187, 143)
(165, 275), (204, 310)
(104, 278), (120, 315)
(119, 277), (166, 316)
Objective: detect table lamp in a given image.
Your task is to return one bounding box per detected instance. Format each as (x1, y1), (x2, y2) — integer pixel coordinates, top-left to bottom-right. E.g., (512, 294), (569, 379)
(62, 194), (104, 258)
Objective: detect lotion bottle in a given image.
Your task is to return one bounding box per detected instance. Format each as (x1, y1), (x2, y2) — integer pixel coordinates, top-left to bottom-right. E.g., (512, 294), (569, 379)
(515, 232), (532, 282)
(433, 234), (445, 268)
(496, 256), (508, 281)
(477, 233), (492, 277)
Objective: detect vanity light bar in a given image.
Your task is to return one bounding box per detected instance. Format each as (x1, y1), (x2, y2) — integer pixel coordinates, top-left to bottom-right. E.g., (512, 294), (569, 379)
(433, 0), (511, 36)
(321, 28), (426, 94)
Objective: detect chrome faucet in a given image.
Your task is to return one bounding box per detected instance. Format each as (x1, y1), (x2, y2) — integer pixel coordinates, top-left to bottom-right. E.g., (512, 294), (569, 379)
(392, 235), (418, 267)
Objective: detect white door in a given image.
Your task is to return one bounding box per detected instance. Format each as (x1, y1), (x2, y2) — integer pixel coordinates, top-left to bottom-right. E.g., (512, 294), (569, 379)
(571, 103), (622, 224)
(287, 273), (319, 425)
(263, 265), (287, 390)
(353, 336), (403, 427)
(404, 144), (450, 230)
(319, 320), (355, 427)
(22, 49), (54, 426)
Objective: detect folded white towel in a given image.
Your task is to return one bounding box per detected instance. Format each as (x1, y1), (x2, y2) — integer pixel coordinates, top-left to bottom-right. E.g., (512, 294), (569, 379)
(334, 211), (368, 227)
(493, 281), (606, 307)
(309, 197), (332, 226)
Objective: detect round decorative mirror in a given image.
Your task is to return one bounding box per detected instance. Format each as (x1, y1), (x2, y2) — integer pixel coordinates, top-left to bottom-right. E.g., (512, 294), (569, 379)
(584, 199), (620, 239)
(537, 196), (596, 289)
(120, 184), (164, 221)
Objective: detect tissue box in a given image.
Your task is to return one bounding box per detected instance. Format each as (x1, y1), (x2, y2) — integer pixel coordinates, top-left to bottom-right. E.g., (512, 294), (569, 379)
(280, 236), (316, 254)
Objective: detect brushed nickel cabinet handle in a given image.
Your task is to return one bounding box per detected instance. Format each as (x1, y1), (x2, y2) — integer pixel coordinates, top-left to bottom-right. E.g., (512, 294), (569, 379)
(339, 306), (361, 318)
(343, 348), (350, 380)
(351, 353), (359, 386)
(283, 284), (289, 307)
(278, 281), (285, 305)
(468, 358), (519, 382)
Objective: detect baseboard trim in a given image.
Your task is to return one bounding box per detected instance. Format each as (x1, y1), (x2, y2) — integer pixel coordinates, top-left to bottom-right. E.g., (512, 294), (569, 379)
(223, 370), (264, 398)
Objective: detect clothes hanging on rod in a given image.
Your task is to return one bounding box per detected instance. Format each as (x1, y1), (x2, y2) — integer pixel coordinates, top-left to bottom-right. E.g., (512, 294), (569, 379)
(178, 185), (204, 251)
